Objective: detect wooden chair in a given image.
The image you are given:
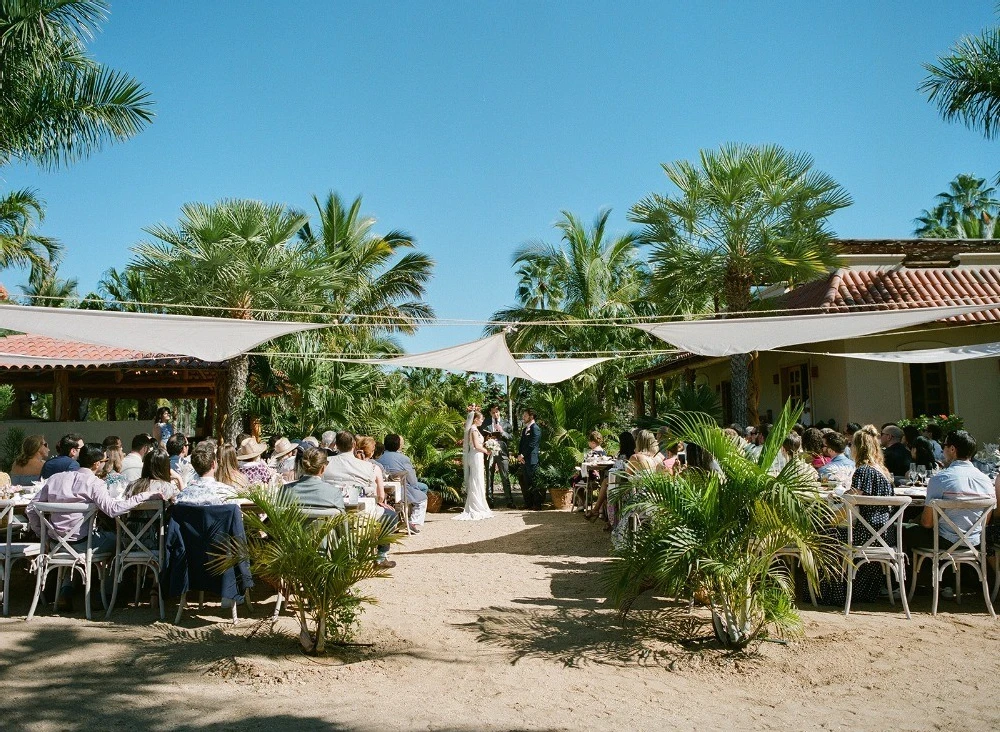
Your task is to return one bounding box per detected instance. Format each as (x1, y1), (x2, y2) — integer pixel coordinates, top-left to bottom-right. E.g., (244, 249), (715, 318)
(106, 499), (166, 620)
(0, 500), (38, 616)
(842, 494), (912, 619)
(385, 471), (411, 534)
(908, 497), (996, 617)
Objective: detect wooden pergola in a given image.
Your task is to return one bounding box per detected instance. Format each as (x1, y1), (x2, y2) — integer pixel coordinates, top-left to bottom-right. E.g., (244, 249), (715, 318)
(0, 335), (226, 432)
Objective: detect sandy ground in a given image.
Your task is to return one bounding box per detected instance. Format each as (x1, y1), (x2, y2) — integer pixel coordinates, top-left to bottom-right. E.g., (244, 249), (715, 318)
(2, 506), (1000, 731)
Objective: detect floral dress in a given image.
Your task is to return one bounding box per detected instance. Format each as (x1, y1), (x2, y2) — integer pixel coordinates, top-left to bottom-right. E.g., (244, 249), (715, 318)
(815, 464), (894, 606)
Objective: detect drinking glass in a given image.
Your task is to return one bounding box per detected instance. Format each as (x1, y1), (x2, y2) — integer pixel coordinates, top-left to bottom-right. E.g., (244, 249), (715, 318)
(906, 463), (918, 485)
(916, 465), (928, 484)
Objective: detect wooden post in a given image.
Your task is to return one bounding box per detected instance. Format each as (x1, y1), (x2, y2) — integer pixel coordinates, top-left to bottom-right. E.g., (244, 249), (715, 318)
(107, 397), (117, 421)
(52, 371), (71, 422)
(11, 388), (32, 418)
(648, 380), (657, 418)
(634, 381), (645, 419)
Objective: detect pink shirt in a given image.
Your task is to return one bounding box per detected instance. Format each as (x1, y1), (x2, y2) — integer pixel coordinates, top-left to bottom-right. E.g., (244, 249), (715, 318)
(27, 468), (159, 541)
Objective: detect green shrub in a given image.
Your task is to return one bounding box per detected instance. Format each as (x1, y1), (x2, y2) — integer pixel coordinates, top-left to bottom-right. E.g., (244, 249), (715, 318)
(0, 427), (25, 473)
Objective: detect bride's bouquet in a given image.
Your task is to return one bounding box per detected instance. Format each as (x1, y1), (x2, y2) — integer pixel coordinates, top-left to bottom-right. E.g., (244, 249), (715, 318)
(484, 438), (502, 456)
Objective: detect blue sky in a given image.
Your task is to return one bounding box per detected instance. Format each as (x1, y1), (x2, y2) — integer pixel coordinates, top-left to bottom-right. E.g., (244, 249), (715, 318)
(5, 1), (998, 351)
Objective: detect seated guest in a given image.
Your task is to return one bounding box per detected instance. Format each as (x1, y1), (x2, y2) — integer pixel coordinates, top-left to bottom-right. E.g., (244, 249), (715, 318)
(237, 438), (280, 487)
(745, 424), (770, 461)
(781, 432), (820, 484)
(166, 433), (196, 485)
(98, 435), (129, 497)
(585, 431), (607, 460)
(659, 442), (682, 475)
(910, 436), (938, 472)
(628, 430), (664, 472)
(802, 428), (830, 469)
(280, 446), (345, 512)
(880, 424), (911, 478)
(324, 432), (398, 567)
(320, 430), (337, 456)
(121, 433), (156, 483)
(375, 434), (429, 532)
(127, 447), (183, 499)
(216, 443), (249, 490)
(40, 433), (84, 479)
(906, 430), (995, 552)
(902, 424), (920, 449)
(818, 432), (855, 481)
(175, 441), (237, 505)
(590, 432), (637, 525)
(27, 443), (165, 611)
(923, 424), (945, 464)
(10, 435), (49, 483)
(268, 437), (298, 482)
(817, 427), (894, 606)
(843, 422), (861, 459)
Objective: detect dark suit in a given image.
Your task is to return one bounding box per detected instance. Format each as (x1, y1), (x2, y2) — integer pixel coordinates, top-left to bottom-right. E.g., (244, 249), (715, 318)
(518, 422), (542, 509)
(481, 416), (513, 507)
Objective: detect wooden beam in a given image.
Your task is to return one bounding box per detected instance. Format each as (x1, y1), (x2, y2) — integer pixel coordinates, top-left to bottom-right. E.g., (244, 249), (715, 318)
(52, 371), (71, 421)
(107, 397), (117, 421)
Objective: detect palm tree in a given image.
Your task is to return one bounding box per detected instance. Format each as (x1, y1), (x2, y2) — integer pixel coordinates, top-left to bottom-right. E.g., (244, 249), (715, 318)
(0, 188), (60, 280)
(630, 144), (852, 425)
(125, 199), (347, 442)
(921, 26), (1000, 139)
(914, 173), (1000, 238)
(514, 257), (564, 310)
(604, 401), (838, 649)
(0, 0), (154, 169)
(488, 209), (651, 409)
(298, 192), (435, 340)
(19, 263), (79, 306)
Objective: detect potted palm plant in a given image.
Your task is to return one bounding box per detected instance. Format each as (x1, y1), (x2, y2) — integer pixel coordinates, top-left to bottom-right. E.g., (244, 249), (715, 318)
(604, 400), (838, 649)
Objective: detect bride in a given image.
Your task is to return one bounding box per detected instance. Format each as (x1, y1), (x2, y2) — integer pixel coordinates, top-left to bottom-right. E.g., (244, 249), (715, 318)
(454, 405), (494, 521)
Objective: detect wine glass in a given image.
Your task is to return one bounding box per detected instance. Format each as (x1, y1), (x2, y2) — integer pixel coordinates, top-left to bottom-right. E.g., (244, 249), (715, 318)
(906, 463), (918, 485)
(916, 465), (928, 485)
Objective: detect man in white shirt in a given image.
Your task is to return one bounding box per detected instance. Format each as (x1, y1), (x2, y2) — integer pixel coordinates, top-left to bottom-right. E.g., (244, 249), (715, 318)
(175, 441), (237, 506)
(121, 432), (156, 482)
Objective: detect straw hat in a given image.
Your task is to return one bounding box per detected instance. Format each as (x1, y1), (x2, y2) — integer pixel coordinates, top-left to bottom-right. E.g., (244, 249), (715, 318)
(270, 437), (297, 460)
(236, 437), (266, 461)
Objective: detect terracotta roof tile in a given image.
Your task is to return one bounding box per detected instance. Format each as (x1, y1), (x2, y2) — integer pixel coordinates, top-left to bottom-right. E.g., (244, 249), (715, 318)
(0, 335), (216, 370)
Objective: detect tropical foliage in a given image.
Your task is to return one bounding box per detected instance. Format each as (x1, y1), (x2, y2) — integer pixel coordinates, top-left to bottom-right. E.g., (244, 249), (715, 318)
(210, 485), (397, 653)
(604, 401), (838, 649)
(921, 24), (1000, 139)
(914, 173), (1000, 238)
(630, 143), (852, 426)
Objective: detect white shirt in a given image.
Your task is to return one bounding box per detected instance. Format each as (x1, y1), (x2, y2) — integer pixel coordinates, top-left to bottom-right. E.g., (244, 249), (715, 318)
(324, 452), (376, 493)
(121, 452), (144, 482)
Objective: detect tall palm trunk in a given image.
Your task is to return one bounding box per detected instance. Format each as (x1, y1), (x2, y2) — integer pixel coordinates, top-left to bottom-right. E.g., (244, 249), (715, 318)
(724, 275), (757, 427)
(729, 352), (751, 427)
(222, 354), (249, 444)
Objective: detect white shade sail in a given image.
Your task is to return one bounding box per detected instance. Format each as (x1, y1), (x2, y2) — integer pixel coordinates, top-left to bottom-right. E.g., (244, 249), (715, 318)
(816, 341), (1000, 364)
(0, 304), (328, 362)
(364, 334), (607, 383)
(631, 303), (996, 357)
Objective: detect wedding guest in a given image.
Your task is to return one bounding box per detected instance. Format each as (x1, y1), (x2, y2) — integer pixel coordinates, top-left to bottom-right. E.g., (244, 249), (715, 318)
(268, 437), (298, 482)
(906, 430), (995, 555)
(628, 430), (664, 472)
(166, 433), (195, 485)
(902, 424), (920, 449)
(817, 427), (894, 606)
(175, 441), (237, 505)
(216, 443), (249, 490)
(589, 432), (635, 523)
(616, 431), (635, 462)
(325, 431), (398, 566)
(585, 431), (607, 460)
(99, 435), (129, 497)
(27, 443), (165, 611)
(121, 433), (156, 483)
(376, 434), (429, 529)
(843, 422), (861, 459)
(41, 433), (84, 479)
(127, 447), (182, 499)
(320, 430), (337, 456)
(10, 435), (48, 483)
(280, 446), (344, 512)
(923, 424), (945, 463)
(818, 432), (854, 481)
(879, 424), (911, 478)
(659, 442), (682, 475)
(910, 436), (938, 471)
(152, 406), (174, 447)
(237, 438), (280, 487)
(803, 428), (830, 469)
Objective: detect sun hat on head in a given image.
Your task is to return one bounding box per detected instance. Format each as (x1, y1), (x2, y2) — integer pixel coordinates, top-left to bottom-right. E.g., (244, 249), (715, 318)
(236, 437), (266, 461)
(270, 437), (297, 460)
(301, 436), (319, 447)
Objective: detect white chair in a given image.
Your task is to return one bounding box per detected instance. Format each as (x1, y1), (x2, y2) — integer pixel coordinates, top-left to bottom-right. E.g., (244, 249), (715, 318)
(908, 497), (996, 617)
(842, 494), (912, 619)
(26, 502), (112, 621)
(385, 473), (411, 534)
(106, 499), (166, 620)
(0, 500), (39, 617)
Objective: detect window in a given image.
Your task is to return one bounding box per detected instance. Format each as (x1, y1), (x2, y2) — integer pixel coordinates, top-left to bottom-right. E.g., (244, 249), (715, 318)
(909, 363), (949, 417)
(780, 363), (811, 409)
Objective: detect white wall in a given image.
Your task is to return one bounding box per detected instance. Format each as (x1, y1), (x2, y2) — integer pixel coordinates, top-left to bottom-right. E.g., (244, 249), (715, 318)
(0, 420), (158, 452)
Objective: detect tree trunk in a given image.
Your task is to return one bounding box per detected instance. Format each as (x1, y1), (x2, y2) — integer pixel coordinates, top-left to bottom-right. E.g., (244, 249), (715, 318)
(222, 354), (249, 445)
(730, 352), (751, 429)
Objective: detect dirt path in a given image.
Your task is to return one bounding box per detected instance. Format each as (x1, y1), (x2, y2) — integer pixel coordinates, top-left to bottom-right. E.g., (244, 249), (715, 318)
(2, 508), (999, 731)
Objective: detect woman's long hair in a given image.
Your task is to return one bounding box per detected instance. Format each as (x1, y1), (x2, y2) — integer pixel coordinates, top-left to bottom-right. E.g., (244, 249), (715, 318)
(852, 425), (890, 479)
(616, 431), (635, 459)
(911, 436), (937, 470)
(128, 447), (172, 497)
(13, 435), (45, 469)
(216, 443), (248, 489)
(99, 444), (124, 478)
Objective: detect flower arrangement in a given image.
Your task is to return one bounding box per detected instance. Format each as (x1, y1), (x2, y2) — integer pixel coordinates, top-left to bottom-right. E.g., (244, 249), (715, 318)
(899, 413), (965, 434)
(484, 438), (501, 456)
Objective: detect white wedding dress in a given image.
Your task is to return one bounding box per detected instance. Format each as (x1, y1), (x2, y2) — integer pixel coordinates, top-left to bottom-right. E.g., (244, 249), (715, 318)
(454, 413), (494, 521)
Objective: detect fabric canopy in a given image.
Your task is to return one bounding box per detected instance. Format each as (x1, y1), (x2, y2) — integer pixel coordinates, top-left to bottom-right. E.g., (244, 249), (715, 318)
(814, 341), (1000, 364)
(0, 304), (328, 362)
(631, 303), (996, 357)
(364, 334), (607, 383)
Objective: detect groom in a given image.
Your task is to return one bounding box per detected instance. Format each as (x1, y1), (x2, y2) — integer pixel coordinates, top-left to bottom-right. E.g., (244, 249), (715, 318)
(481, 404), (513, 508)
(517, 408), (542, 510)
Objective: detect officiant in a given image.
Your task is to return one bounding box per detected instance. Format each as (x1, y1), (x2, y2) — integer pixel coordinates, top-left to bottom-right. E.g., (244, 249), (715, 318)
(481, 403), (514, 508)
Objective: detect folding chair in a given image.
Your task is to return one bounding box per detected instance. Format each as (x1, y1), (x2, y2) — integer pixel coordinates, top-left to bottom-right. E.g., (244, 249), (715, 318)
(908, 497), (996, 617)
(106, 499), (166, 620)
(0, 500), (39, 617)
(26, 502), (111, 621)
(842, 494), (912, 619)
(385, 472), (411, 534)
